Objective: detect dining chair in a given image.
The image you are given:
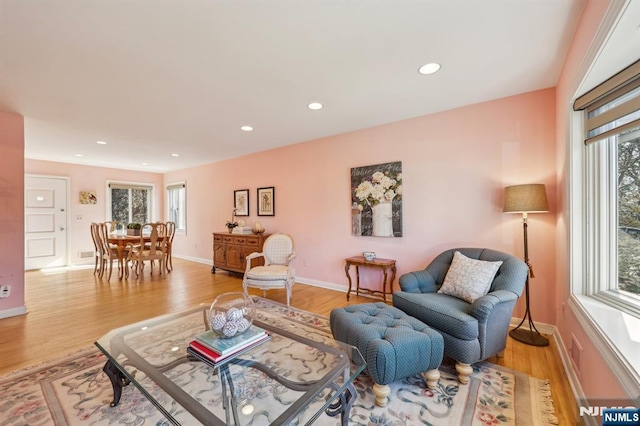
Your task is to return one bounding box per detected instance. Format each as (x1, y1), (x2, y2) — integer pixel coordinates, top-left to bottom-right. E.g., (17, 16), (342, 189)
(96, 222), (119, 280)
(165, 221), (176, 272)
(90, 222), (102, 275)
(125, 222), (167, 278)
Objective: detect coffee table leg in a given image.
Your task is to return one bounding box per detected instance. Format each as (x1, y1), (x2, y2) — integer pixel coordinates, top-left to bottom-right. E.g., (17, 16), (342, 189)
(325, 382), (357, 426)
(103, 360), (130, 407)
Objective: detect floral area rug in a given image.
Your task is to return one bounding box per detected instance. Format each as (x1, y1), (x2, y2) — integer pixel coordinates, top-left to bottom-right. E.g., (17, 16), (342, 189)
(0, 297), (558, 425)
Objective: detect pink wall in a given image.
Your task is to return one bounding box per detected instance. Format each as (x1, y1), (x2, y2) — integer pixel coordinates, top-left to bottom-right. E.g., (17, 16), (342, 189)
(0, 111), (25, 315)
(166, 88), (557, 323)
(555, 0), (627, 399)
(24, 159), (164, 265)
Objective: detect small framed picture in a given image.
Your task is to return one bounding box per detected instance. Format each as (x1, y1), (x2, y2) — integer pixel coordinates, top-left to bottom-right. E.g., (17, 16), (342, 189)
(257, 187), (275, 216)
(234, 189), (249, 216)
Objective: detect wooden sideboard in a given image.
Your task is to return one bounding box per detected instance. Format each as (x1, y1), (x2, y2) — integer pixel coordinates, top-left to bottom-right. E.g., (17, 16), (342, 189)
(211, 232), (269, 274)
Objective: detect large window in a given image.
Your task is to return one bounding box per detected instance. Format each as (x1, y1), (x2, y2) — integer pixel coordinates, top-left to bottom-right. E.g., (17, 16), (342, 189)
(576, 60), (640, 315)
(108, 182), (153, 225)
(167, 182), (186, 233)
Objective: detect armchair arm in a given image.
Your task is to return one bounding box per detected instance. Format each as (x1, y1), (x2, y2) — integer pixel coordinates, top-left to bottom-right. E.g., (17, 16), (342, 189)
(469, 289), (518, 322)
(398, 270), (439, 293)
(244, 252), (264, 273)
(287, 252), (297, 263)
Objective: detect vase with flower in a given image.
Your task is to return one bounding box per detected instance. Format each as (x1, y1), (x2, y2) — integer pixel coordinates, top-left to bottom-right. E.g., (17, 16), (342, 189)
(226, 208), (238, 233)
(353, 170), (402, 237)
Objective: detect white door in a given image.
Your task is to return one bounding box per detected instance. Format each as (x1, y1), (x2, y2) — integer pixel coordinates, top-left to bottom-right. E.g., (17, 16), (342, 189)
(25, 176), (68, 270)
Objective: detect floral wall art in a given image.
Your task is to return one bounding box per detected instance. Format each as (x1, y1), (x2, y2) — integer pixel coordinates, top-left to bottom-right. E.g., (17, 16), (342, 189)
(351, 161), (402, 237)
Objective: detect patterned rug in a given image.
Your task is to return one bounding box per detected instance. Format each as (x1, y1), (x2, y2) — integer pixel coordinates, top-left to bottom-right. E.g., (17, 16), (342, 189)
(0, 297), (558, 425)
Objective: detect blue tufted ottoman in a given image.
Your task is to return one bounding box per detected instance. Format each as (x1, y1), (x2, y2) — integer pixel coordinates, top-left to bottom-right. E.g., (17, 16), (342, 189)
(330, 302), (444, 407)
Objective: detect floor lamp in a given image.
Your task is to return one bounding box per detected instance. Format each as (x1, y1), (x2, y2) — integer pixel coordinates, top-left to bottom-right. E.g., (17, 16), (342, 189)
(503, 184), (550, 347)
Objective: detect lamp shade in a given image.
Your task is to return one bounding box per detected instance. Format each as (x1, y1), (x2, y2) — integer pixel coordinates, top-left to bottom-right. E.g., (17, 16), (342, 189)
(503, 184), (549, 213)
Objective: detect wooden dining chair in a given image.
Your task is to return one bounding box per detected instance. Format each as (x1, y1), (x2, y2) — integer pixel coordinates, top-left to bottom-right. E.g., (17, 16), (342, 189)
(125, 222), (167, 278)
(165, 221), (176, 272)
(96, 222), (118, 280)
(90, 222), (102, 275)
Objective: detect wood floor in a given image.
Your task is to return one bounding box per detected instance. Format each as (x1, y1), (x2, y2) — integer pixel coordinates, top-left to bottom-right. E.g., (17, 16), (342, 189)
(0, 258), (578, 424)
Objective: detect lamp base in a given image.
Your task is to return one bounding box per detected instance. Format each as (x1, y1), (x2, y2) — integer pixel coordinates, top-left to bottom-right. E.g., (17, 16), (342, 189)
(509, 328), (549, 347)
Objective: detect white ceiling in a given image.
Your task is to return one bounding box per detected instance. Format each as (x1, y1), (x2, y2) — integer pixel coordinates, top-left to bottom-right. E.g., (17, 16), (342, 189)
(0, 0), (594, 172)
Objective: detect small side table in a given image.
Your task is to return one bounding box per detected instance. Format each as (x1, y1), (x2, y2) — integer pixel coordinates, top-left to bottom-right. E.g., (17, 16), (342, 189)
(344, 256), (397, 302)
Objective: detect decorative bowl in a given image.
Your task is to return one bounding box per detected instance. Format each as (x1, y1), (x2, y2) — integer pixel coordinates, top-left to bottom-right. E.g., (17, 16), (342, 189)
(209, 292), (256, 338)
(363, 251), (376, 261)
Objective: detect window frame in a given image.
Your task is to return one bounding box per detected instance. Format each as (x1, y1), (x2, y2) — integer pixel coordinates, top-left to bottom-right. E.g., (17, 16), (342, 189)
(106, 180), (155, 225)
(166, 181), (187, 235)
(583, 131), (640, 318)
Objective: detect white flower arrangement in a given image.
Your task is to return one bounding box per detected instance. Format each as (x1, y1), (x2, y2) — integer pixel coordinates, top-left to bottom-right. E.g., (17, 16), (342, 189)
(354, 171), (402, 210)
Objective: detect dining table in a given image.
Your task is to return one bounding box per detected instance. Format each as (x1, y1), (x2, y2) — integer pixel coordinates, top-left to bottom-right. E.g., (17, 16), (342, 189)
(107, 234), (165, 279)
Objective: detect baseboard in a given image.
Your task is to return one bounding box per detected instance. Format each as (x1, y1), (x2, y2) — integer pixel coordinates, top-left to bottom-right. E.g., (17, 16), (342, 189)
(0, 305), (27, 319)
(173, 254), (212, 266)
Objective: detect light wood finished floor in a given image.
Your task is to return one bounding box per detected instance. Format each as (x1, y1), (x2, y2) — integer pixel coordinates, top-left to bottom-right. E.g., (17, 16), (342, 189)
(0, 258), (578, 424)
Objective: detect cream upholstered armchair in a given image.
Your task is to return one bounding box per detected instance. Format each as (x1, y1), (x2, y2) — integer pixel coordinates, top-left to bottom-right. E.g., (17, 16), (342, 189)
(242, 233), (296, 306)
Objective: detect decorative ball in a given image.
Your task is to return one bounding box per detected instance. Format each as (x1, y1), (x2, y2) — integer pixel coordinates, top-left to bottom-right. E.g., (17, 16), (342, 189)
(210, 313), (227, 331)
(209, 292), (256, 338)
(235, 317), (250, 333)
(222, 321), (239, 337)
(226, 307), (243, 322)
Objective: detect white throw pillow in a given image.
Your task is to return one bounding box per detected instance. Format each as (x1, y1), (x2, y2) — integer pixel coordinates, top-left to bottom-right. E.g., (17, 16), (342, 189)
(437, 251), (503, 303)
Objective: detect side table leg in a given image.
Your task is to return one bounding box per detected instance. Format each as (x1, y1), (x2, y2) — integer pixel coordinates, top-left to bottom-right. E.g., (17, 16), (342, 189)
(103, 360), (130, 407)
(344, 263), (352, 301)
(382, 268), (388, 303)
(355, 266), (361, 298)
(325, 382), (357, 426)
(389, 264), (397, 298)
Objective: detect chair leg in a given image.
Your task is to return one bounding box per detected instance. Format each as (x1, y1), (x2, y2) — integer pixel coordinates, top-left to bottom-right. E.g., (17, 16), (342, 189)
(455, 362), (473, 385)
(106, 258), (113, 280)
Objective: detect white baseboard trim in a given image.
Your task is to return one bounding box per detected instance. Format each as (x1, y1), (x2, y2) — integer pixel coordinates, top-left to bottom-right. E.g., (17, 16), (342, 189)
(0, 305), (27, 319)
(173, 254), (212, 266)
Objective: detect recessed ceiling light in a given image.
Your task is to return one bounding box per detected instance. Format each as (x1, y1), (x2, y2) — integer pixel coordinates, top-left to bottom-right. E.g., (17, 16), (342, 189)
(96, 140), (107, 145)
(141, 162), (149, 166)
(418, 62), (441, 75)
(308, 102), (323, 110)
(74, 154), (83, 157)
(171, 153), (180, 157)
(240, 125), (253, 132)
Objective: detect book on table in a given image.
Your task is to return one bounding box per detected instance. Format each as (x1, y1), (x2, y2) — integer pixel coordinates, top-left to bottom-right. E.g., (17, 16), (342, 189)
(194, 325), (267, 355)
(188, 333), (270, 365)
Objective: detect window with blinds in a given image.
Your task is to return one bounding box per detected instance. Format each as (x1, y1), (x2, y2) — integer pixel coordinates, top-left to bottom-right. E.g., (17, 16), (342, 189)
(575, 58), (640, 309)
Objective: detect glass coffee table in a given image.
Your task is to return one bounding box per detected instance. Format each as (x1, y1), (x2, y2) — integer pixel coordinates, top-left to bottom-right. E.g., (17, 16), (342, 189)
(95, 305), (365, 425)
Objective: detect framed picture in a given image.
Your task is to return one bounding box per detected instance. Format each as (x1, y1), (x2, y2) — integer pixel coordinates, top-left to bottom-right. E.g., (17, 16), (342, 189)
(257, 187), (275, 216)
(351, 161), (402, 237)
(234, 189), (249, 216)
(79, 191), (97, 204)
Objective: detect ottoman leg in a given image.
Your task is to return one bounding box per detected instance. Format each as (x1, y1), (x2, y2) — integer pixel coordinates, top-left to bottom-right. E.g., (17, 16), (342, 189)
(372, 383), (390, 407)
(456, 362), (473, 385)
(422, 368), (440, 390)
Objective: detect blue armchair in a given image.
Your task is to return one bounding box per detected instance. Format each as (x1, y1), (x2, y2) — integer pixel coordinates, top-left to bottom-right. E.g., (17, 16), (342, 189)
(393, 248), (528, 384)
